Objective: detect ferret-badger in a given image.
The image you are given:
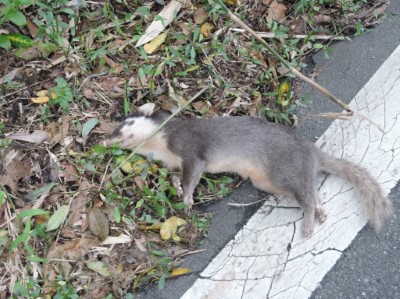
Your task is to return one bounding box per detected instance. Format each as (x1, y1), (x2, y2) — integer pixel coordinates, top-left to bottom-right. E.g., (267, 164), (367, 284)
(104, 103), (392, 236)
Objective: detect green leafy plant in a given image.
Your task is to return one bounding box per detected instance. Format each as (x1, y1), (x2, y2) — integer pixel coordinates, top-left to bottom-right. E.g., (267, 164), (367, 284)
(50, 77), (74, 112)
(134, 168), (183, 220)
(12, 277), (41, 299)
(53, 280), (79, 299)
(33, 0), (77, 51)
(0, 0), (34, 49)
(0, 190), (5, 207)
(0, 138), (12, 149)
(0, 0), (33, 26)
(9, 209), (49, 252)
(0, 32), (33, 49)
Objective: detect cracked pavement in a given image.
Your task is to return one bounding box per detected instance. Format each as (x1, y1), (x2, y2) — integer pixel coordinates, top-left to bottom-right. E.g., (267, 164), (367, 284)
(181, 43), (400, 299)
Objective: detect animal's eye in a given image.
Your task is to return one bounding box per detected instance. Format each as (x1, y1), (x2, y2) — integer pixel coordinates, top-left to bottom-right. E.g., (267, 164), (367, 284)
(126, 119), (135, 126)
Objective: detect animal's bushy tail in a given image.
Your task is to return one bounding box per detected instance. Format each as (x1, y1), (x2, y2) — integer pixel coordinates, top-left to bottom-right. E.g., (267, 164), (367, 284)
(318, 152), (392, 231)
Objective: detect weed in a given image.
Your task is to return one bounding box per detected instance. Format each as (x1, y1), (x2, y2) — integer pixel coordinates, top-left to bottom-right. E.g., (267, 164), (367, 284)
(50, 77), (74, 112)
(0, 138), (11, 148)
(53, 280), (79, 299)
(35, 0), (77, 49)
(0, 0), (33, 50)
(12, 277), (41, 299)
(40, 105), (51, 124)
(0, 0), (33, 27)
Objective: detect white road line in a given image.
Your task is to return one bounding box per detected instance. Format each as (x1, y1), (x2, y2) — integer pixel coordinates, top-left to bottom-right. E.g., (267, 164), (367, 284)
(182, 43), (400, 299)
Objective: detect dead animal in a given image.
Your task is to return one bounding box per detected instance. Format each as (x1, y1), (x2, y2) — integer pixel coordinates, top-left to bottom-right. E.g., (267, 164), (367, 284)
(104, 103), (392, 237)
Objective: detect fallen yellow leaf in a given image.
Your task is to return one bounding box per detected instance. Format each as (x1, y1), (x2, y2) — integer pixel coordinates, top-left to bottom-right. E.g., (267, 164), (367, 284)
(160, 216), (187, 240)
(115, 155), (159, 174)
(276, 80), (292, 106)
(168, 82), (187, 106)
(202, 57), (214, 65)
(31, 96), (50, 104)
(135, 0), (182, 47)
(226, 0), (241, 5)
(144, 32), (168, 54)
(36, 89), (57, 99)
(143, 222), (163, 230)
(170, 267), (191, 277)
(200, 22), (213, 38)
(67, 150), (81, 157)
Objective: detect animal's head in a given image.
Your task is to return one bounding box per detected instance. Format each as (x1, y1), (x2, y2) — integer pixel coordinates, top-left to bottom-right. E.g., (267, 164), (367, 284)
(103, 103), (160, 149)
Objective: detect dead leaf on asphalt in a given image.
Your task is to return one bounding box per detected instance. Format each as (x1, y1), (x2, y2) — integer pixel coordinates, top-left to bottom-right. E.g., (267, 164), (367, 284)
(7, 130), (49, 144)
(102, 54), (118, 68)
(26, 19), (39, 37)
(170, 267), (191, 277)
(160, 216), (187, 241)
(289, 17), (306, 35)
(201, 22), (213, 37)
(144, 32), (167, 54)
(69, 179), (90, 228)
(15, 47), (40, 61)
(0, 67), (24, 84)
(313, 15), (333, 25)
(87, 261), (121, 277)
(47, 149), (60, 182)
(82, 76), (126, 100)
(135, 0), (183, 47)
(178, 22), (190, 35)
(48, 116), (71, 145)
(193, 7), (207, 24)
(43, 236), (100, 294)
(60, 164), (79, 183)
(0, 150), (31, 194)
(262, 0), (274, 5)
(88, 207), (110, 240)
(97, 121), (119, 135)
(102, 234), (132, 245)
(266, 1), (287, 23)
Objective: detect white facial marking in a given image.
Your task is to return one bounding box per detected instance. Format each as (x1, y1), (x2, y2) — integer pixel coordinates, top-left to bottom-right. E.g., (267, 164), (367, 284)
(110, 116), (158, 149)
(106, 115), (182, 169)
(137, 103), (155, 116)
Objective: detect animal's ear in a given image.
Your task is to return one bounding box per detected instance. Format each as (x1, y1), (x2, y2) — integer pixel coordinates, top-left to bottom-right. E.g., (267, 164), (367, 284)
(138, 103), (155, 116)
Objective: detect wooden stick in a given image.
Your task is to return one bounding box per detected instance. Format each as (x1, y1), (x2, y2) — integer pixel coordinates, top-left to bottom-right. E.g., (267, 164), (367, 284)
(230, 29), (346, 40)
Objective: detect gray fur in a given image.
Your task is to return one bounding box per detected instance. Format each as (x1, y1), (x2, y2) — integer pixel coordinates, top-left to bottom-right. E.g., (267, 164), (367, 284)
(105, 105), (392, 236)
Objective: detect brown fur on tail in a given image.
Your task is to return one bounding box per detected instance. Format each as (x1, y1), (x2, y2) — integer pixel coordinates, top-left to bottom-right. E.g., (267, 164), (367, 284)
(318, 152), (392, 231)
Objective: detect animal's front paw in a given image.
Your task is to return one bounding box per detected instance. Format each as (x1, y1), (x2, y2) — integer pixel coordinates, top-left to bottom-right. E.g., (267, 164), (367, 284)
(316, 206), (327, 223)
(302, 224), (314, 237)
(183, 194), (194, 215)
(184, 207), (192, 216)
(302, 217), (315, 237)
(172, 175), (184, 198)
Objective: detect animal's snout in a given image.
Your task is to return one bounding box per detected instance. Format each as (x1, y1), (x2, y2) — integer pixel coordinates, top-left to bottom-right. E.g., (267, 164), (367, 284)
(102, 137), (116, 147)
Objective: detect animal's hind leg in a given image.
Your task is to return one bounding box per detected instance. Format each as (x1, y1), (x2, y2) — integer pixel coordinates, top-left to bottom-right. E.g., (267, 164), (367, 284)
(181, 159), (205, 213)
(249, 171), (318, 236)
(294, 189), (318, 237)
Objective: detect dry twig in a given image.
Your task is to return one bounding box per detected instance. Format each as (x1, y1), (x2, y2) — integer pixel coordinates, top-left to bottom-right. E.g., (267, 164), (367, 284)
(216, 0), (384, 132)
